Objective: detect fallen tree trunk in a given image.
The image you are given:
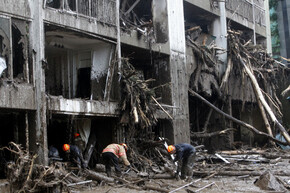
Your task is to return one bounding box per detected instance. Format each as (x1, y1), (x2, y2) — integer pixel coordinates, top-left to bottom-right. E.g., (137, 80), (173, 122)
(238, 57), (290, 144)
(144, 185), (170, 193)
(188, 89), (289, 145)
(191, 128), (235, 138)
(281, 85), (290, 97)
(220, 58), (233, 90)
(84, 169), (114, 183)
(151, 174), (175, 179)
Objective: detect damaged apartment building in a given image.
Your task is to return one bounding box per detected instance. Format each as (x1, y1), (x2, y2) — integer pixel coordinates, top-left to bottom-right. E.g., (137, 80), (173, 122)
(0, 0), (279, 178)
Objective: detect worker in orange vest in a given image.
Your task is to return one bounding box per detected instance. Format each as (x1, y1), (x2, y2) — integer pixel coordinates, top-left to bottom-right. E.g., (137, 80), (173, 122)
(102, 143), (130, 177)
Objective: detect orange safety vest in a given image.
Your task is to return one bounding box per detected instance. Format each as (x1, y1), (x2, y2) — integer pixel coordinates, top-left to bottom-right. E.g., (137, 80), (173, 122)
(102, 144), (126, 158)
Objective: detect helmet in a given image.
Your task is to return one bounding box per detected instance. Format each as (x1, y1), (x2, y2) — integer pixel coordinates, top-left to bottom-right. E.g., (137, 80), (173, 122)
(167, 145), (176, 153)
(62, 144), (70, 152)
(120, 143), (128, 152)
(74, 133), (80, 138)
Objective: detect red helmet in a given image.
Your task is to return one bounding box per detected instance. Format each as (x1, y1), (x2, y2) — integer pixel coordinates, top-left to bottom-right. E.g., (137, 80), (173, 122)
(74, 133), (80, 138)
(63, 144), (70, 152)
(167, 145), (176, 153)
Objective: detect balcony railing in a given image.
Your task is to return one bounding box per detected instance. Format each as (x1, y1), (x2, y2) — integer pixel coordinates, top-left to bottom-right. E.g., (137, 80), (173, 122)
(225, 0), (254, 23)
(225, 0), (266, 26)
(254, 4), (266, 26)
(45, 0), (117, 26)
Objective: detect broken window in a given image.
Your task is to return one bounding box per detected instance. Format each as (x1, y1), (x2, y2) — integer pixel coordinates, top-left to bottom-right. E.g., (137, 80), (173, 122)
(11, 19), (30, 82)
(12, 24), (24, 79)
(120, 0), (152, 29)
(0, 17), (11, 79)
(184, 1), (217, 45)
(46, 0), (76, 10)
(45, 25), (117, 100)
(0, 17), (30, 82)
(121, 45), (171, 104)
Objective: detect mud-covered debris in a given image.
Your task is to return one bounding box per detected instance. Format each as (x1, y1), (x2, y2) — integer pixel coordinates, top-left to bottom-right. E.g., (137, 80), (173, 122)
(254, 171), (287, 192)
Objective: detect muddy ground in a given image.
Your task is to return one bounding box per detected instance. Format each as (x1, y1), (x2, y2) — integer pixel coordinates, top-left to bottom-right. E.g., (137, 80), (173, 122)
(67, 151), (290, 193)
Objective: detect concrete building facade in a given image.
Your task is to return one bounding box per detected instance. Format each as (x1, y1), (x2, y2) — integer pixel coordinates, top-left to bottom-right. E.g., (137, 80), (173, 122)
(0, 0), (270, 169)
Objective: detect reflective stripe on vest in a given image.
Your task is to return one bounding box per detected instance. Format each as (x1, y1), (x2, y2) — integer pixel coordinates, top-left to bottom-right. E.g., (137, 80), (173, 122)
(102, 144), (121, 157)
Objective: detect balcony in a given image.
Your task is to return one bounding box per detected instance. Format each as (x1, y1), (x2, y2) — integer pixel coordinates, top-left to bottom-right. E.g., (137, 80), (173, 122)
(44, 0), (117, 26)
(254, 3), (266, 26)
(225, 0), (265, 27)
(226, 0), (253, 23)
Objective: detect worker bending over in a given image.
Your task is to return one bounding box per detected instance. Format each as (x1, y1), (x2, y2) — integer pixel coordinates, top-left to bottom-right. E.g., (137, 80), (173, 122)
(102, 143), (130, 177)
(63, 144), (87, 168)
(168, 143), (196, 180)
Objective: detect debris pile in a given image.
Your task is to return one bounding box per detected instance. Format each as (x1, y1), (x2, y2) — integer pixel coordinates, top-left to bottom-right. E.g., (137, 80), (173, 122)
(119, 58), (157, 135)
(227, 30), (290, 144)
(2, 142), (89, 193)
(187, 28), (290, 147)
(2, 141), (290, 192)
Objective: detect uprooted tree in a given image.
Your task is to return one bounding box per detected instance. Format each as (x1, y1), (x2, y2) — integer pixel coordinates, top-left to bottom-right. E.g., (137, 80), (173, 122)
(227, 30), (290, 144)
(118, 58), (175, 173)
(187, 28), (290, 146)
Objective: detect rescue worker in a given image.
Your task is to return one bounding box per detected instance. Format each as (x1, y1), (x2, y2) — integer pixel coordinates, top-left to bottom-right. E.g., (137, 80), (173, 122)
(102, 143), (130, 177)
(167, 143), (196, 180)
(63, 144), (87, 168)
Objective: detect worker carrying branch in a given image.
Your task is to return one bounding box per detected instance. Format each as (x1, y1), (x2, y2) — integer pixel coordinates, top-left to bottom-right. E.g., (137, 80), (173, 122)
(63, 144), (87, 168)
(168, 143), (196, 180)
(102, 143), (130, 177)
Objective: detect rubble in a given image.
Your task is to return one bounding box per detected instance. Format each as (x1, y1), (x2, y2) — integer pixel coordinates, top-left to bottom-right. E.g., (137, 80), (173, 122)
(254, 171), (287, 192)
(2, 139), (289, 193)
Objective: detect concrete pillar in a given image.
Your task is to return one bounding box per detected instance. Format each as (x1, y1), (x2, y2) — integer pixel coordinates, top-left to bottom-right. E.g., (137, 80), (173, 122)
(167, 0), (190, 144)
(30, 0), (48, 165)
(264, 0), (272, 54)
(212, 1), (227, 77)
(252, 0), (257, 45)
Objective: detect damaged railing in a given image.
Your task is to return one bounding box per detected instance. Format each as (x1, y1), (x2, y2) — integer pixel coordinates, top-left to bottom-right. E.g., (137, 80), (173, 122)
(226, 0), (254, 23)
(45, 0), (116, 26)
(225, 0), (266, 27)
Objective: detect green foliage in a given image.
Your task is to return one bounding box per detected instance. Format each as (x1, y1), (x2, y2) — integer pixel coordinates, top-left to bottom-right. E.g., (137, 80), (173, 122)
(269, 0), (280, 58)
(269, 0), (278, 8)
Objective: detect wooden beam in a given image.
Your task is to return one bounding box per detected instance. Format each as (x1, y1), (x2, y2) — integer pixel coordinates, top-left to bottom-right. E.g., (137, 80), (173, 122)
(124, 0), (141, 16)
(188, 89), (289, 145)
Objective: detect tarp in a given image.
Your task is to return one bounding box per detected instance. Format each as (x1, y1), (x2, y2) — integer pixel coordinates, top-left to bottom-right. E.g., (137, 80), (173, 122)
(0, 57), (7, 77)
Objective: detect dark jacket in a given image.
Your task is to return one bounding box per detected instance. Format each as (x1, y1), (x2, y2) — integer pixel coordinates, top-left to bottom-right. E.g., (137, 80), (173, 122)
(69, 145), (87, 168)
(173, 143), (196, 162)
(48, 146), (60, 158)
(70, 145), (82, 160)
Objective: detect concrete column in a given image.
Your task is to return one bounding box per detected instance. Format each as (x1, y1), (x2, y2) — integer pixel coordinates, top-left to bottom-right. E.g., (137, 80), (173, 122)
(30, 0), (48, 165)
(167, 0), (190, 144)
(264, 0), (272, 54)
(252, 0), (257, 45)
(212, 1), (227, 77)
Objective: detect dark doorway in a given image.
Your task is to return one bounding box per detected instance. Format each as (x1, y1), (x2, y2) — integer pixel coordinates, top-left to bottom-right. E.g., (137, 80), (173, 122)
(77, 67), (91, 99)
(0, 112), (27, 179)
